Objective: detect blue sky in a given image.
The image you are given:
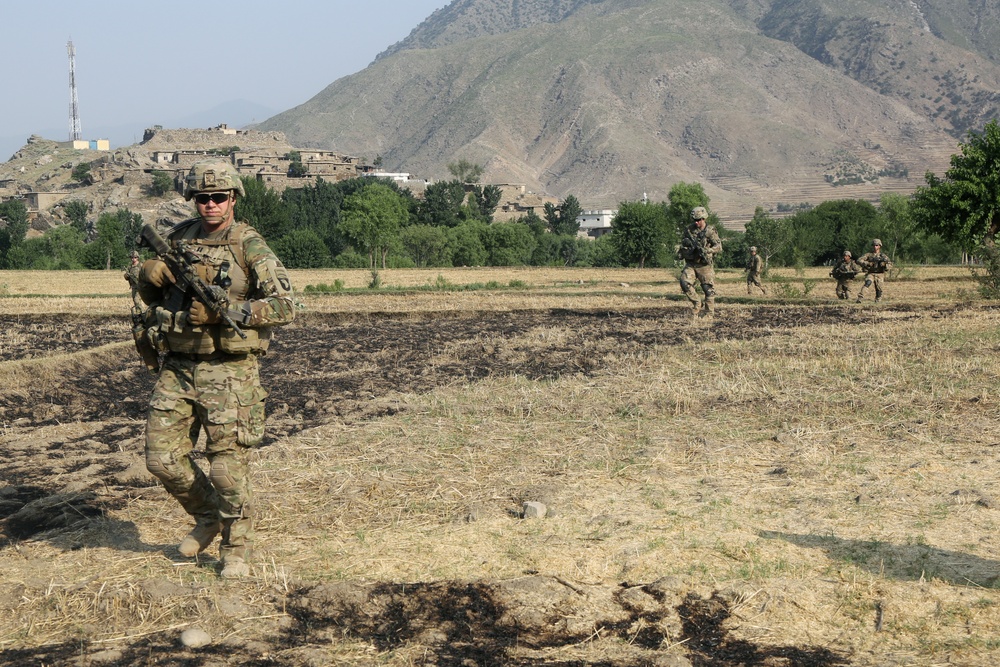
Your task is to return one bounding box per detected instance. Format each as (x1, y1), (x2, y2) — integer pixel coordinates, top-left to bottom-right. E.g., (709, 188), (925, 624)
(0, 0), (449, 159)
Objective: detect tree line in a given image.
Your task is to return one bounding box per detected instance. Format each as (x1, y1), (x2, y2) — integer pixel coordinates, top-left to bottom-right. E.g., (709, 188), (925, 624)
(1, 120), (997, 281)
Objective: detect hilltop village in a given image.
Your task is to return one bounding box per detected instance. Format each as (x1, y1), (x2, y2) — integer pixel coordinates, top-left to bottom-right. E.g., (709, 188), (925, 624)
(0, 124), (615, 239)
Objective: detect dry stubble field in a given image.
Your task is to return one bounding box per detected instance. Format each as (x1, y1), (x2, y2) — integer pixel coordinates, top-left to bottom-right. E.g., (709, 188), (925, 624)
(1, 265), (999, 666)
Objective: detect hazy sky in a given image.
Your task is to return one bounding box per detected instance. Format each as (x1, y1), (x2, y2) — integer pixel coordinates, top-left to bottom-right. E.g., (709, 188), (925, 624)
(0, 0), (449, 159)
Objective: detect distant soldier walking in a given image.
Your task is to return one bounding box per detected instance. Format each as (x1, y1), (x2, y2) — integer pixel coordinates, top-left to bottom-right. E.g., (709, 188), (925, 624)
(830, 250), (862, 300)
(678, 206), (722, 318)
(136, 160), (295, 578)
(123, 249), (143, 315)
(745, 246), (766, 295)
(856, 239), (892, 303)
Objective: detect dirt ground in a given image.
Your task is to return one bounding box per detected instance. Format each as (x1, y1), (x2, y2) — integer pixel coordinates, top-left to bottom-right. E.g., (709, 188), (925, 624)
(0, 304), (952, 666)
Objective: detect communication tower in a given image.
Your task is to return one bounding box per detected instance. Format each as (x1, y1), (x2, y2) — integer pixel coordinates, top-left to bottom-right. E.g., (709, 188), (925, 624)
(67, 40), (83, 141)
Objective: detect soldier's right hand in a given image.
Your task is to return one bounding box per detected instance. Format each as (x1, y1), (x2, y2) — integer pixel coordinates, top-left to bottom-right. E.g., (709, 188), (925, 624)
(140, 259), (176, 287)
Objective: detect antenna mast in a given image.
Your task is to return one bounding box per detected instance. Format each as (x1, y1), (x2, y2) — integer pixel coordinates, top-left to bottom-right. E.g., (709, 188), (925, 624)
(67, 40), (82, 141)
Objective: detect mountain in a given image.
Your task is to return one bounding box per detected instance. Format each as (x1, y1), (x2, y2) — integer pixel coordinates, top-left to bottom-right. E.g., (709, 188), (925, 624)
(256, 0), (1000, 225)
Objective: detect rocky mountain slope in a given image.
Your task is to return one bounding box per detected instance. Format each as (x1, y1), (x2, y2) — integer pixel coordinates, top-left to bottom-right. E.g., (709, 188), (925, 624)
(257, 0), (1000, 223)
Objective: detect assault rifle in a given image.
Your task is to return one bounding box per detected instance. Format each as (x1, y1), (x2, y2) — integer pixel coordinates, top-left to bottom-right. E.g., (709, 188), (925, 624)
(866, 256), (889, 273)
(139, 223), (247, 340)
(830, 267), (857, 281)
(680, 236), (711, 265)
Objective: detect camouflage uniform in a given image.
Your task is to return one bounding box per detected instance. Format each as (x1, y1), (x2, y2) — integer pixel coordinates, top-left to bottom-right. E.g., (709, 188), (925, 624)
(856, 239), (892, 303)
(678, 207), (722, 316)
(746, 247), (766, 295)
(139, 161), (295, 576)
(830, 253), (862, 300)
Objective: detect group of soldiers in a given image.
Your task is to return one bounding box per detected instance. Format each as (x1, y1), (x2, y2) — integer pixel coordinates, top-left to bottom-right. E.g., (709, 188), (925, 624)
(123, 193), (894, 577)
(677, 207), (894, 315)
(829, 240), (893, 302)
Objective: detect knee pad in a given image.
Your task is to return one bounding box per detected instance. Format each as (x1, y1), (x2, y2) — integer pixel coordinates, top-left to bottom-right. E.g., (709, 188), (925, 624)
(210, 459), (238, 491)
(864, 279), (872, 288)
(145, 451), (187, 486)
(679, 279), (692, 292)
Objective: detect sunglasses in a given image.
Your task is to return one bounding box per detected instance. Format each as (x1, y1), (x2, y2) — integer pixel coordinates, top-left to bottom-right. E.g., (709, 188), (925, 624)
(194, 192), (231, 205)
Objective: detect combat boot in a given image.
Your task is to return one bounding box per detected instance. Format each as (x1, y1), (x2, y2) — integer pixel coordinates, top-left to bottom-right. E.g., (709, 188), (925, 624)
(178, 519), (222, 558)
(220, 554), (250, 578)
(219, 544), (250, 578)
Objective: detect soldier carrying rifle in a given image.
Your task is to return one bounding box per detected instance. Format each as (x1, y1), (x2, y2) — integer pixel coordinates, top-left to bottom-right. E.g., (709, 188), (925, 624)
(855, 239), (893, 303)
(830, 250), (862, 300)
(134, 160), (295, 578)
(678, 206), (722, 318)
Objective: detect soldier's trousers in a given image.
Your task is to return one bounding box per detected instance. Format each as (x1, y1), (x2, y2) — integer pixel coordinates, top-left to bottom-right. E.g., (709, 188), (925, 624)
(746, 274), (766, 295)
(857, 273), (886, 301)
(680, 263), (716, 311)
(835, 279), (853, 299)
(145, 353), (267, 559)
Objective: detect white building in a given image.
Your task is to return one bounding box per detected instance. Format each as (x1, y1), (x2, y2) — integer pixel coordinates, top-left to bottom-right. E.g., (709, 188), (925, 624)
(577, 209), (616, 238)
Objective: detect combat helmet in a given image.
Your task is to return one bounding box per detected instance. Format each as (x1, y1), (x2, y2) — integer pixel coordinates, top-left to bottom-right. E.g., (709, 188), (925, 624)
(691, 206), (708, 221)
(184, 160), (245, 201)
(843, 250), (852, 258)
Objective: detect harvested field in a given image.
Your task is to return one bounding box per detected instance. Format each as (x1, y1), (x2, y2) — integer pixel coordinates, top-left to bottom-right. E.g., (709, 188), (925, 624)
(0, 266), (998, 666)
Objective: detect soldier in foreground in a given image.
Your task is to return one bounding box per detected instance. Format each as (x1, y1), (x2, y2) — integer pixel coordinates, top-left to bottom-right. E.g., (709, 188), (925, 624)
(745, 246), (766, 295)
(830, 250), (862, 300)
(855, 239), (892, 303)
(678, 206), (723, 317)
(136, 160), (295, 578)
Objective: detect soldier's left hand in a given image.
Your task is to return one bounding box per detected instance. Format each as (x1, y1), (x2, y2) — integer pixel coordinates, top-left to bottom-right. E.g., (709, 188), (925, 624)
(188, 300), (221, 326)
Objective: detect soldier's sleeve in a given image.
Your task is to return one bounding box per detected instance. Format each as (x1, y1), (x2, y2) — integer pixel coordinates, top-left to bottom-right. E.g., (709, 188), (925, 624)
(708, 229), (722, 255)
(239, 232), (296, 328)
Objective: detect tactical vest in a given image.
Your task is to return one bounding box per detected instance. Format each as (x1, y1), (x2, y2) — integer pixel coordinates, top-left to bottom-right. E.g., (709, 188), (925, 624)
(158, 219), (271, 356)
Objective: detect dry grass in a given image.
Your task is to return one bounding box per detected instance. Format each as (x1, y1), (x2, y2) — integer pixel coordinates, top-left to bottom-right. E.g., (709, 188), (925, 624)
(2, 264), (1000, 664)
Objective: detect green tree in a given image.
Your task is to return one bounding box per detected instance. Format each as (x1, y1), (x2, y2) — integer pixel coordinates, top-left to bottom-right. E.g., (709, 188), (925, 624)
(470, 184), (502, 222)
(237, 176), (292, 240)
(150, 170), (174, 196)
(483, 222), (536, 266)
(417, 180), (468, 227)
(282, 177), (350, 258)
(666, 183), (710, 236)
(781, 199), (879, 266)
(71, 162), (92, 183)
(271, 228), (331, 268)
(8, 225), (86, 269)
(447, 222), (488, 267)
(912, 120), (1000, 252)
(743, 207), (789, 269)
(877, 193), (919, 263)
(63, 199), (90, 235)
(340, 183), (409, 268)
(447, 159), (484, 184)
(543, 195), (583, 236)
(610, 200), (670, 268)
(0, 199), (30, 268)
(286, 151), (308, 177)
(400, 224), (451, 267)
(83, 209), (143, 270)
